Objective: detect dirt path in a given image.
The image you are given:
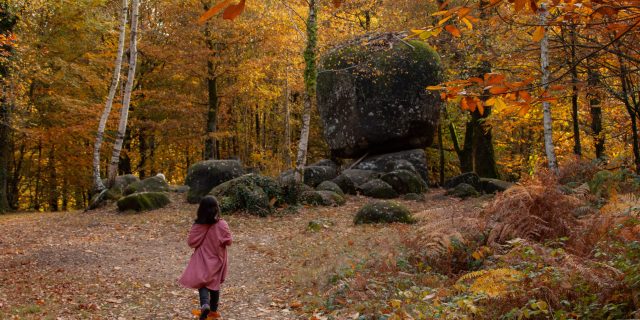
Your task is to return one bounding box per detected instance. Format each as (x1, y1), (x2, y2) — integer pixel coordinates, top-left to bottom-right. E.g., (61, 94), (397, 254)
(0, 191), (486, 319)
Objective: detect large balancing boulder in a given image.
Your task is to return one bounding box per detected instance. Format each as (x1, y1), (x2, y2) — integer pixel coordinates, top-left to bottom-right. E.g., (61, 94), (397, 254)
(123, 176), (169, 196)
(354, 200), (414, 225)
(185, 160), (244, 203)
(117, 192), (170, 212)
(210, 174), (283, 216)
(355, 149), (430, 184)
(317, 33), (443, 158)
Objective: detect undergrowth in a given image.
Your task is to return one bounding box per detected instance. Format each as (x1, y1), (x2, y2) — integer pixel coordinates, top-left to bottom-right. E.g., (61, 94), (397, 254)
(309, 168), (640, 320)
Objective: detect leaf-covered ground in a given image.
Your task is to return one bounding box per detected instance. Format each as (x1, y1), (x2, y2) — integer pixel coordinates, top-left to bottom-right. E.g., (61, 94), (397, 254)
(0, 191), (487, 319)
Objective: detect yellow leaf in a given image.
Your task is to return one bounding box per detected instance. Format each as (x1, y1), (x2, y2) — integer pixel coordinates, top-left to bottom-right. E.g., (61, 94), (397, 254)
(461, 17), (473, 30)
(431, 10), (451, 16)
(427, 85), (444, 90)
(485, 97), (496, 106)
(445, 25), (461, 37)
(198, 0), (233, 24)
(438, 15), (454, 25)
(494, 97), (507, 110)
(390, 299), (402, 308)
(532, 26), (545, 42)
(419, 31), (433, 40)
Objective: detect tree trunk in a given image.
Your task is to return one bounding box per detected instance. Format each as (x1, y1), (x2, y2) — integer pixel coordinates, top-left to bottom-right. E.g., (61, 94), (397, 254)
(48, 145), (58, 212)
(283, 66), (292, 167)
(294, 0), (317, 183)
(34, 141), (42, 211)
(0, 3), (16, 213)
(92, 0), (128, 192)
(204, 74), (218, 160)
(587, 68), (605, 159)
(569, 24), (582, 157)
(0, 95), (10, 213)
(438, 121), (445, 185)
(108, 0), (140, 183)
(539, 5), (559, 173)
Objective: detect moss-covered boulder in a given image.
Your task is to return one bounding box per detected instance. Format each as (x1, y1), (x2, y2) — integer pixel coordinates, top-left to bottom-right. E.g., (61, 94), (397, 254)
(301, 190), (346, 206)
(185, 160), (243, 203)
(331, 169), (381, 195)
(209, 174), (283, 216)
(357, 179), (398, 199)
(446, 183), (479, 199)
(124, 176), (169, 196)
(317, 33), (443, 158)
(381, 170), (427, 195)
(355, 149), (430, 184)
(444, 172), (480, 190)
(116, 192), (170, 212)
(316, 181), (344, 196)
(479, 178), (513, 193)
(354, 200), (414, 224)
(279, 166), (338, 188)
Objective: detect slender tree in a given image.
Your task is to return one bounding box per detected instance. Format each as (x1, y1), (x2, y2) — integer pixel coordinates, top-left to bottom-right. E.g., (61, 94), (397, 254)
(294, 0), (317, 183)
(0, 3), (17, 213)
(92, 0), (128, 192)
(539, 4), (559, 173)
(108, 0), (140, 183)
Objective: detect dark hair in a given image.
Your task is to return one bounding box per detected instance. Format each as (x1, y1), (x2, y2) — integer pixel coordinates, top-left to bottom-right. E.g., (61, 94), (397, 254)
(195, 195), (221, 224)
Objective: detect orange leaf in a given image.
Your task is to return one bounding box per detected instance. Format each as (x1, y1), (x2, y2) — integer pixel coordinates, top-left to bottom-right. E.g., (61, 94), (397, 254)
(518, 104), (531, 116)
(427, 85), (444, 90)
(223, 0), (246, 20)
(529, 0), (538, 12)
(518, 90), (532, 102)
(489, 86), (508, 94)
(484, 73), (505, 85)
(198, 0), (234, 24)
(514, 0), (526, 11)
(445, 25), (461, 37)
(532, 26), (545, 42)
(477, 102), (485, 115)
(439, 0), (451, 10)
(549, 84), (564, 91)
(458, 7), (472, 18)
(332, 0), (342, 7)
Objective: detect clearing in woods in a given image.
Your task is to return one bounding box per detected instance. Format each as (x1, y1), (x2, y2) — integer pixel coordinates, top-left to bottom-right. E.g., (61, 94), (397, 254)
(0, 191), (487, 319)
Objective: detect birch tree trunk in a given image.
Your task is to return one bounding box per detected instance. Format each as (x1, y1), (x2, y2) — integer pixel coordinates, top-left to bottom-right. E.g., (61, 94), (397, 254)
(283, 65), (292, 167)
(92, 0), (128, 192)
(294, 0), (317, 183)
(540, 5), (559, 174)
(108, 0), (140, 183)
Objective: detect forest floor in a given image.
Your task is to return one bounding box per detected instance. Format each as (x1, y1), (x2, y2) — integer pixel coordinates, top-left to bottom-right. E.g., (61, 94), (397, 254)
(0, 191), (490, 320)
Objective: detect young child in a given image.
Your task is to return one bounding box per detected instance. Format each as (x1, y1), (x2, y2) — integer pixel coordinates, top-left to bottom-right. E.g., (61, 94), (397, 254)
(180, 196), (233, 319)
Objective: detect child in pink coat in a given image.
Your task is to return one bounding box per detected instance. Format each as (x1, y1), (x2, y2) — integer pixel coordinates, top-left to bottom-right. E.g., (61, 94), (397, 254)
(180, 196), (233, 319)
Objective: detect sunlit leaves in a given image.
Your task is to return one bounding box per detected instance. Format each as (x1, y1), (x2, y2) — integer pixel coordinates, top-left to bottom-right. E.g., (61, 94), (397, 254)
(445, 25), (461, 37)
(532, 26), (545, 42)
(198, 0), (234, 24)
(222, 0), (246, 20)
(198, 0), (246, 24)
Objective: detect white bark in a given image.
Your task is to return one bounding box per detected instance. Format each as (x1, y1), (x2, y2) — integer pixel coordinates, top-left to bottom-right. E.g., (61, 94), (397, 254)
(294, 0), (317, 183)
(108, 0), (140, 183)
(92, 0), (128, 192)
(283, 65), (292, 167)
(540, 5), (558, 174)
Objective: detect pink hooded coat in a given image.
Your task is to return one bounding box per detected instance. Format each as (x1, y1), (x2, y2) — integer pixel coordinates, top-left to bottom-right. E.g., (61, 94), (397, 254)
(179, 220), (232, 290)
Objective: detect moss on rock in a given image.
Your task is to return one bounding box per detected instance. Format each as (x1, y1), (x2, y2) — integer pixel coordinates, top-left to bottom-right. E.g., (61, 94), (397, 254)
(381, 170), (427, 195)
(301, 190), (345, 206)
(446, 183), (479, 199)
(357, 179), (398, 199)
(354, 200), (414, 224)
(116, 192), (170, 212)
(124, 176), (169, 196)
(209, 174), (283, 216)
(316, 181), (344, 196)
